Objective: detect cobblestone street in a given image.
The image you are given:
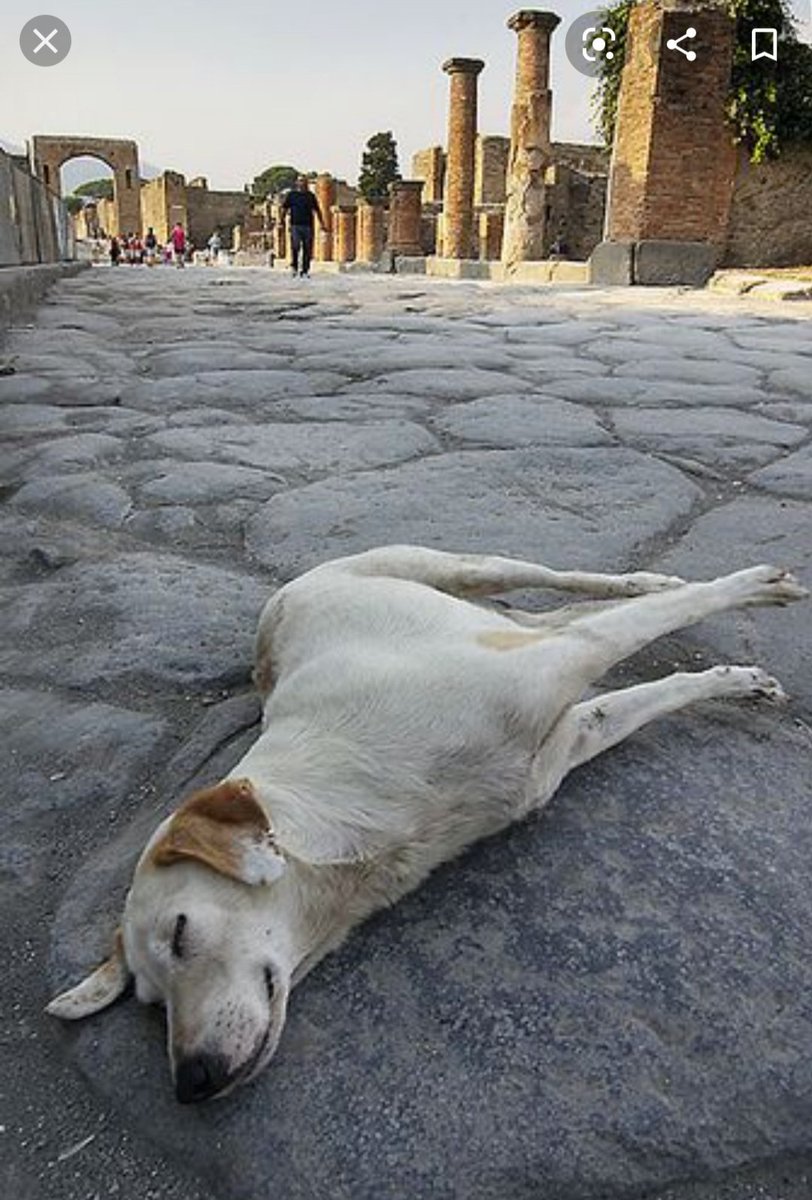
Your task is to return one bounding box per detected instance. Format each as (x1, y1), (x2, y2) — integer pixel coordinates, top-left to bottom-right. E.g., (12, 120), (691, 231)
(2, 266), (812, 1200)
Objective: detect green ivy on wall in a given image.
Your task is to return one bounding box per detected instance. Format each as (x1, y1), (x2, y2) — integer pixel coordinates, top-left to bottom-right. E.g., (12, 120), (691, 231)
(592, 0), (812, 161)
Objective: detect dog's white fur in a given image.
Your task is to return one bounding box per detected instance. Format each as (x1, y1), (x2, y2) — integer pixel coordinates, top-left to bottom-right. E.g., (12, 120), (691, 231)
(47, 545), (807, 1102)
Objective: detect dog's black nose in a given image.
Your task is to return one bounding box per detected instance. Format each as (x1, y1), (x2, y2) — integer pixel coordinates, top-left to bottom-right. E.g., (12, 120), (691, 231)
(175, 1054), (230, 1103)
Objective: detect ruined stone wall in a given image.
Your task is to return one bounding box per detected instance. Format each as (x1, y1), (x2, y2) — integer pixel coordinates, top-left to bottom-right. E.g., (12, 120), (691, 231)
(0, 146), (66, 266)
(551, 142), (608, 176)
(724, 144), (812, 267)
(545, 164), (607, 260)
(140, 173), (187, 243)
(412, 147), (445, 203)
(474, 136), (509, 205)
(96, 197), (116, 236)
(186, 185), (250, 249)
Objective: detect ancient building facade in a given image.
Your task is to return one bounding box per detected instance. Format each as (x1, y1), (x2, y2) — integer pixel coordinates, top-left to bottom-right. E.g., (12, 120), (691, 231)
(139, 172), (249, 247)
(30, 135), (141, 237)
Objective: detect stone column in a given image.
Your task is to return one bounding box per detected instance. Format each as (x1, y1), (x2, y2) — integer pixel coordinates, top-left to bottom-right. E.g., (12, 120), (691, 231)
(314, 173), (337, 262)
(272, 200), (287, 262)
(501, 10), (561, 269)
(357, 198), (386, 263)
(387, 180), (424, 256)
(441, 57), (485, 260)
(333, 204), (357, 263)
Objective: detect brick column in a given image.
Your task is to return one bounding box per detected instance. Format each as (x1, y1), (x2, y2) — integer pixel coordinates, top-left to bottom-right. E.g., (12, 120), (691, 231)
(441, 57), (485, 260)
(357, 198), (386, 263)
(387, 180), (424, 255)
(605, 3), (735, 248)
(314, 173), (337, 262)
(333, 204), (357, 263)
(501, 10), (561, 268)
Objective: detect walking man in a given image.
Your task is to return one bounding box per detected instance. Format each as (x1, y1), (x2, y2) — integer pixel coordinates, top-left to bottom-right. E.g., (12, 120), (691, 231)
(281, 176), (327, 277)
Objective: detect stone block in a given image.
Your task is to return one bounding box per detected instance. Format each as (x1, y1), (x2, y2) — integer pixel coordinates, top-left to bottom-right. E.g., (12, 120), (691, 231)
(635, 240), (718, 287)
(589, 241), (634, 286)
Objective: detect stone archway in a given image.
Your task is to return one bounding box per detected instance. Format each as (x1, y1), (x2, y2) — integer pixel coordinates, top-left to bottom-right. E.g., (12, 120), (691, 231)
(30, 136), (141, 235)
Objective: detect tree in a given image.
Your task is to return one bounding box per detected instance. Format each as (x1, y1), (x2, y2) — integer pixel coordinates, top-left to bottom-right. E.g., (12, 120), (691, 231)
(592, 0), (812, 161)
(74, 178), (114, 200)
(358, 132), (400, 200)
(252, 165), (300, 198)
(64, 195), (84, 215)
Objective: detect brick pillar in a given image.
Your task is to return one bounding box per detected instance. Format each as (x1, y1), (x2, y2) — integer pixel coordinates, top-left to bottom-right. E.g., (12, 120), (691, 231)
(357, 198), (386, 262)
(314, 173), (337, 262)
(441, 57), (485, 260)
(387, 180), (424, 255)
(333, 204), (357, 263)
(604, 2), (735, 250)
(501, 10), (561, 268)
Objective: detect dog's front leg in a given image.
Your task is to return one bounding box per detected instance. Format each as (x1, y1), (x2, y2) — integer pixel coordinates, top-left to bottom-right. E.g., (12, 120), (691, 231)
(524, 665), (787, 812)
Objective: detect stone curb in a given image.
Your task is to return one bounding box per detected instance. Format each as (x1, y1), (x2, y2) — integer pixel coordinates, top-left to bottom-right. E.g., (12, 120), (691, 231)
(0, 261), (90, 334)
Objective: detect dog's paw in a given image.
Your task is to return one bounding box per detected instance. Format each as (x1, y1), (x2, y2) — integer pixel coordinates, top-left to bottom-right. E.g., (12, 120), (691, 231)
(738, 565), (809, 606)
(716, 665), (788, 703)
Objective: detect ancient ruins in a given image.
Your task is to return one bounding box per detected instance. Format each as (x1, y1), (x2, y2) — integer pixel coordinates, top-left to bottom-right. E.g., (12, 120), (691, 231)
(4, 3), (812, 280)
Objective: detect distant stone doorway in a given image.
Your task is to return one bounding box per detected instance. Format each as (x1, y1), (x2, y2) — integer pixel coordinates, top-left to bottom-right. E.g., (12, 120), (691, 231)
(31, 136), (141, 236)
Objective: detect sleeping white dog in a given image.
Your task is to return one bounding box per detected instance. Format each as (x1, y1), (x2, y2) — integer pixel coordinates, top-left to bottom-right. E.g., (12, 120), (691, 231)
(47, 546), (807, 1103)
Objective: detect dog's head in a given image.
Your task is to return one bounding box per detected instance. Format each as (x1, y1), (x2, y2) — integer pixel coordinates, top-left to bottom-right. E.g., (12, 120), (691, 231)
(47, 779), (295, 1103)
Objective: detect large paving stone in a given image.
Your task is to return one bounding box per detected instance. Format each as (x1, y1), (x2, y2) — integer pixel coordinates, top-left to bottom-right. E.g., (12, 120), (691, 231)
(348, 367), (532, 399)
(654, 497), (812, 711)
(0, 554), (269, 689)
(10, 473), (133, 528)
(145, 420), (438, 476)
(132, 461), (286, 505)
(48, 713), (812, 1200)
(125, 369), (348, 413)
(430, 395), (612, 448)
(611, 408), (807, 470)
(751, 445), (812, 498)
(140, 347), (290, 376)
(0, 688), (167, 894)
(245, 447), (702, 578)
(293, 344), (519, 375)
(266, 390), (436, 423)
(614, 358), (761, 387)
(1, 434), (124, 483)
(2, 404), (74, 435)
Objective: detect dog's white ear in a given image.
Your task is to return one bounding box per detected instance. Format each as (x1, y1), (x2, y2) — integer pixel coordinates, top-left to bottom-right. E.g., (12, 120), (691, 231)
(149, 778), (286, 886)
(46, 928), (130, 1020)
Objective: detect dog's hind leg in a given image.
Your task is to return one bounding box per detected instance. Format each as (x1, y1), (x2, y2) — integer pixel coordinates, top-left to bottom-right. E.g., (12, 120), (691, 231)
(523, 665), (786, 814)
(326, 545), (686, 600)
(555, 564), (807, 697)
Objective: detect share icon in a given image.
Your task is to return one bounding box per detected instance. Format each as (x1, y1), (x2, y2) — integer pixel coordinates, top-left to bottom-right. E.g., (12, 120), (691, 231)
(666, 26), (697, 61)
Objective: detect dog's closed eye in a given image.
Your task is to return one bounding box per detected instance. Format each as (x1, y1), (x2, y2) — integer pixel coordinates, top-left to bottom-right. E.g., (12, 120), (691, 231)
(171, 914), (188, 959)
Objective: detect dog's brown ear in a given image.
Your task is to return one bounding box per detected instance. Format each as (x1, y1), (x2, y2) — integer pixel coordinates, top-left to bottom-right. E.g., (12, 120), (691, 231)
(150, 779), (286, 886)
(46, 928), (130, 1020)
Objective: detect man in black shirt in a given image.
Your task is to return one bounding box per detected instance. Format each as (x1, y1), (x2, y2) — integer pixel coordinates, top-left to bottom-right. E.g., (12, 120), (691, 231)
(281, 176), (327, 277)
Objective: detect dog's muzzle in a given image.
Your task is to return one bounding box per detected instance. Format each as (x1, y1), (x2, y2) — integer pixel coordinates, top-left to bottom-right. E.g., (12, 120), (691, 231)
(175, 1053), (233, 1104)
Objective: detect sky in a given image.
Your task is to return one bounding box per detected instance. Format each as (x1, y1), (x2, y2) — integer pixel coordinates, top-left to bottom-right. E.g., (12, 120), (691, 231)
(2, 0), (811, 191)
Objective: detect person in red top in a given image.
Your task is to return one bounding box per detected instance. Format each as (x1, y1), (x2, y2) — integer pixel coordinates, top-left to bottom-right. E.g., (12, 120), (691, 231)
(171, 222), (187, 269)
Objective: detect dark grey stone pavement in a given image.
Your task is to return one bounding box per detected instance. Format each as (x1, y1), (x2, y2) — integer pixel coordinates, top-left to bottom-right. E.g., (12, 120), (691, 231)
(1, 266), (811, 1200)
